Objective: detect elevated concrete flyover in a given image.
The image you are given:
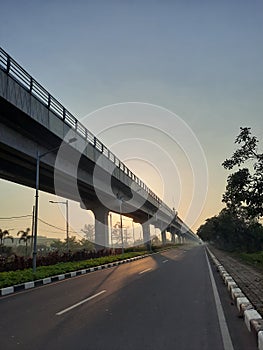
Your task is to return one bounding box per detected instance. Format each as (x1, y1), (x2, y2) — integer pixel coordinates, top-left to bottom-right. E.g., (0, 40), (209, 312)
(0, 47), (198, 248)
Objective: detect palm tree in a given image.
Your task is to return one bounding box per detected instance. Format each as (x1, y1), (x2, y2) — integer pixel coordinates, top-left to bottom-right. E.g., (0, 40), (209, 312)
(0, 229), (14, 253)
(0, 229), (14, 245)
(17, 228), (31, 257)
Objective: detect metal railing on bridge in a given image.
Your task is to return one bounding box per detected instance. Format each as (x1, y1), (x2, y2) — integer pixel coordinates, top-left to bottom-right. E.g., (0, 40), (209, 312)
(0, 47), (174, 218)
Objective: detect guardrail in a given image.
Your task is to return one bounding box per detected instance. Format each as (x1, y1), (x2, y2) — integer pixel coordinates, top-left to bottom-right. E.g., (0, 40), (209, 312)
(0, 47), (174, 217)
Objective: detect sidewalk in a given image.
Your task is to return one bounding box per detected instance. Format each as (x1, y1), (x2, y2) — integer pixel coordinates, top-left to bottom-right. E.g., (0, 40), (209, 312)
(209, 245), (263, 317)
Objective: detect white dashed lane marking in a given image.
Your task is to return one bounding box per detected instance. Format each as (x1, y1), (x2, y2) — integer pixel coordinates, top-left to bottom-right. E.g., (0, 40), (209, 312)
(139, 268), (152, 275)
(56, 290), (106, 316)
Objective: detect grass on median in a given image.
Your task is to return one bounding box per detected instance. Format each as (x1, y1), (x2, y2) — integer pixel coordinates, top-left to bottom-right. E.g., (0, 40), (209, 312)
(0, 251), (147, 289)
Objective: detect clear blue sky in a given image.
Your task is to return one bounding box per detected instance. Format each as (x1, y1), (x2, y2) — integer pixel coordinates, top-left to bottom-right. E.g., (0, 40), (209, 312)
(0, 0), (262, 235)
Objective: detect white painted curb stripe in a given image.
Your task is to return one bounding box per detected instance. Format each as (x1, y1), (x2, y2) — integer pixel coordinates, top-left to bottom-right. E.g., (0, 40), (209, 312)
(56, 290), (106, 316)
(24, 282), (35, 289)
(227, 281), (237, 291)
(43, 277), (51, 285)
(1, 286), (14, 295)
(236, 297), (250, 311)
(244, 309), (262, 331)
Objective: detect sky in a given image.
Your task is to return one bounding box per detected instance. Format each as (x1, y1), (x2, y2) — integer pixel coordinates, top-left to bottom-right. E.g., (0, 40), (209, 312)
(0, 0), (263, 239)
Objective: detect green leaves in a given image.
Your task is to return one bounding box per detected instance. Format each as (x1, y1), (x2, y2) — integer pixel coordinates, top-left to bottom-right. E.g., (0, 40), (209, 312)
(197, 209), (263, 253)
(222, 127), (263, 220)
(222, 127), (259, 170)
(198, 126), (263, 253)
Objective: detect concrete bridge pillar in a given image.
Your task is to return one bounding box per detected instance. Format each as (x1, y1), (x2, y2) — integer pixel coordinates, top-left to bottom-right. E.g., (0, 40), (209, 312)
(171, 232), (176, 244)
(178, 235), (184, 244)
(142, 222), (151, 251)
(161, 230), (167, 246)
(93, 206), (109, 251)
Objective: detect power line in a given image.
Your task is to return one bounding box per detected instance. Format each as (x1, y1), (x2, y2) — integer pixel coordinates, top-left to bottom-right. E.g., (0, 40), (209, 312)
(0, 215), (32, 220)
(0, 214), (88, 239)
(38, 218), (82, 235)
(38, 218), (70, 232)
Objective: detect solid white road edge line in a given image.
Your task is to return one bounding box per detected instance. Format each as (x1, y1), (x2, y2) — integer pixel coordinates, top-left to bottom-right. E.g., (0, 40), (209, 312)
(139, 268), (152, 275)
(205, 251), (234, 350)
(56, 290), (106, 316)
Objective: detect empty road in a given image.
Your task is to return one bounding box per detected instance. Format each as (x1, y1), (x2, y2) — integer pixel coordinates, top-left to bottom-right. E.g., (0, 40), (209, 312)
(0, 245), (258, 350)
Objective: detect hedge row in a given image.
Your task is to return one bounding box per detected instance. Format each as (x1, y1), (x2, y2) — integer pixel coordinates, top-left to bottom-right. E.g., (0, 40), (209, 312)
(0, 248), (124, 272)
(0, 251), (147, 288)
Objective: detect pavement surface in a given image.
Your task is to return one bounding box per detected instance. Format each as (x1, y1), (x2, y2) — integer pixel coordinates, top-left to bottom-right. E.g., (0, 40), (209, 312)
(209, 245), (263, 317)
(0, 245), (259, 350)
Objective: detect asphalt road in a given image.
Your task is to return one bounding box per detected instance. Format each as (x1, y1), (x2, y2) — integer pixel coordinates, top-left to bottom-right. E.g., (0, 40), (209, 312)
(0, 245), (258, 350)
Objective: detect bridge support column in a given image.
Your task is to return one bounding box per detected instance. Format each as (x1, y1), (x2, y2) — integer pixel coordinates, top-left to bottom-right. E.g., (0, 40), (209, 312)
(171, 232), (176, 244)
(161, 230), (167, 246)
(178, 235), (184, 244)
(142, 223), (151, 251)
(93, 206), (109, 251)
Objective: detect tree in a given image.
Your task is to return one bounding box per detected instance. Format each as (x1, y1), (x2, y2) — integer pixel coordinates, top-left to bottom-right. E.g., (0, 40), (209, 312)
(111, 222), (122, 247)
(151, 235), (161, 246)
(0, 229), (14, 250)
(81, 224), (95, 242)
(51, 239), (65, 252)
(222, 168), (251, 218)
(79, 238), (94, 251)
(197, 127), (263, 253)
(17, 228), (31, 257)
(197, 209), (263, 253)
(197, 216), (219, 243)
(66, 236), (82, 252)
(111, 222), (131, 247)
(222, 127), (263, 220)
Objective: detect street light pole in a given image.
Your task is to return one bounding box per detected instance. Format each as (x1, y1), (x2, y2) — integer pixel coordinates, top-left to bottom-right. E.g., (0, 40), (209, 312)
(109, 213), (113, 249)
(132, 219), (135, 246)
(32, 138), (76, 273)
(32, 151), (40, 273)
(119, 199), (124, 254)
(66, 200), (69, 254)
(116, 193), (124, 254)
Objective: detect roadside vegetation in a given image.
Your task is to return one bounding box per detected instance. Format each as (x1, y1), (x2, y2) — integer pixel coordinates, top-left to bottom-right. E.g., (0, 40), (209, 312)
(237, 251), (263, 270)
(0, 251), (146, 288)
(0, 244), (179, 288)
(197, 127), (263, 254)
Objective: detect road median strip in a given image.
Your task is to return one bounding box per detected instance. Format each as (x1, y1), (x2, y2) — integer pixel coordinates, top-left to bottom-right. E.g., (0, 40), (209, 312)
(0, 254), (151, 296)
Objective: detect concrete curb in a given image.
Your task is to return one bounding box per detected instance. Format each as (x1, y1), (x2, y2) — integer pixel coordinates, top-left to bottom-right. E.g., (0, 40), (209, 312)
(0, 254), (149, 297)
(206, 247), (263, 350)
